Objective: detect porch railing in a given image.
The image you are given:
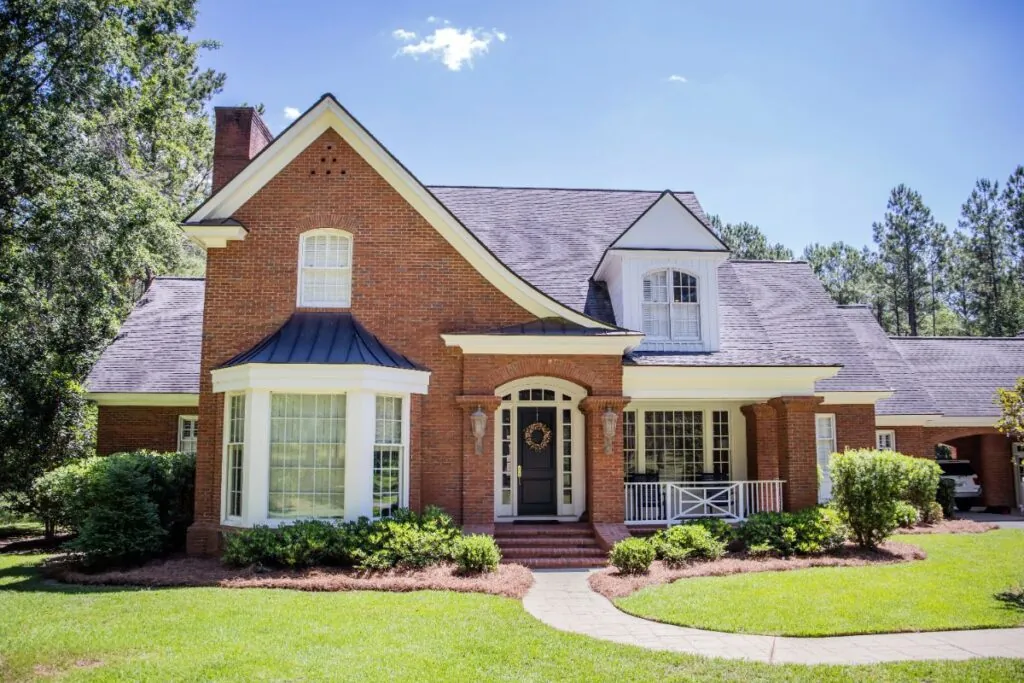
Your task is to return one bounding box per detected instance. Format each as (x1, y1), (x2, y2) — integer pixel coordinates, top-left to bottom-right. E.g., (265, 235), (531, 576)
(624, 480), (785, 525)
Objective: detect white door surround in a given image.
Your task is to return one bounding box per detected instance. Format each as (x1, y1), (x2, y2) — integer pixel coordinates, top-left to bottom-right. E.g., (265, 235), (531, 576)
(493, 377), (587, 521)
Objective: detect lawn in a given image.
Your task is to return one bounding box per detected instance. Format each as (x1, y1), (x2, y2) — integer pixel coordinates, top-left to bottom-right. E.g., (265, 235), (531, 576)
(617, 530), (1024, 637)
(1, 555), (1023, 681)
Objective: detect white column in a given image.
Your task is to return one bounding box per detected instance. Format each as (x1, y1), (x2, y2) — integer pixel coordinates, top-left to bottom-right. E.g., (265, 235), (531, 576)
(345, 390), (376, 520)
(244, 389), (271, 526)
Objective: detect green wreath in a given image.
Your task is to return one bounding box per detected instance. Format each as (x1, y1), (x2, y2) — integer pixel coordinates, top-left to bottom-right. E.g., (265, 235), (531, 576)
(523, 422), (552, 452)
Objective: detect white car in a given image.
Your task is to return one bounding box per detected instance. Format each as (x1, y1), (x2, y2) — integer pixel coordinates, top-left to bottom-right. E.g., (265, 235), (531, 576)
(938, 460), (983, 511)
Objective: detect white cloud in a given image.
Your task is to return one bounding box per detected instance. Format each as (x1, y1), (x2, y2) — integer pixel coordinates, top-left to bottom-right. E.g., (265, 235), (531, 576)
(283, 106), (301, 120)
(427, 15), (437, 23)
(393, 21), (506, 71)
(667, 74), (687, 83)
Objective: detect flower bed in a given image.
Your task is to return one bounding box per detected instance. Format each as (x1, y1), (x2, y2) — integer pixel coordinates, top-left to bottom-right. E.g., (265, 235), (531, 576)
(896, 519), (997, 535)
(590, 540), (926, 599)
(49, 556), (533, 599)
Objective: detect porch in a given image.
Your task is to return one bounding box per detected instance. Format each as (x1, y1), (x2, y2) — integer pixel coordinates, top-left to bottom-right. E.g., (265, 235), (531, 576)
(624, 479), (784, 525)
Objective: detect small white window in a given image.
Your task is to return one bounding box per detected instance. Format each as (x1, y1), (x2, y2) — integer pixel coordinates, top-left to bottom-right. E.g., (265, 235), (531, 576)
(298, 230), (352, 307)
(373, 396), (404, 519)
(642, 269), (700, 341)
(876, 429), (896, 451)
(815, 414), (837, 503)
(177, 416), (198, 454)
(225, 395), (245, 519)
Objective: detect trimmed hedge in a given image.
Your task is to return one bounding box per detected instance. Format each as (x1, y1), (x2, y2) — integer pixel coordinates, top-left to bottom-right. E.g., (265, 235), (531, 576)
(609, 537), (655, 574)
(453, 534), (501, 573)
(31, 450), (195, 568)
(739, 507), (847, 556)
(652, 524), (726, 562)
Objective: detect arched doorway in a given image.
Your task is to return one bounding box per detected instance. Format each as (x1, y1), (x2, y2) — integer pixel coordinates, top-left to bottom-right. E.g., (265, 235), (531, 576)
(493, 377), (587, 521)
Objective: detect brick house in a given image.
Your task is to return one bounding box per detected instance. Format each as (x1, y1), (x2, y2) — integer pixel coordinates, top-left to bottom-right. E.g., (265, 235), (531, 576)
(86, 95), (1024, 559)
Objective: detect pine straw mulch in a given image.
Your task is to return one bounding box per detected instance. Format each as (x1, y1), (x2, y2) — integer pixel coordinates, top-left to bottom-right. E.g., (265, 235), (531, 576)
(47, 557), (534, 599)
(589, 541), (926, 600)
(895, 519), (997, 534)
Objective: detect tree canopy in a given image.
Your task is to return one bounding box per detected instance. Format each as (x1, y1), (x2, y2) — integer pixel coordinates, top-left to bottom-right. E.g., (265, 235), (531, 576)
(708, 215), (794, 260)
(0, 0), (222, 497)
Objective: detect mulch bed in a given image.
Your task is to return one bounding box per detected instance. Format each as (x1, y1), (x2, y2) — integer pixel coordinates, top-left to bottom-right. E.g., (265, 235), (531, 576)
(590, 541), (926, 600)
(47, 557), (534, 599)
(896, 519), (997, 534)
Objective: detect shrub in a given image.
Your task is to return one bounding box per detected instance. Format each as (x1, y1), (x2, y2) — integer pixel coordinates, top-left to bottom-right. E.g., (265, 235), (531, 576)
(361, 508), (461, 569)
(453, 534), (501, 573)
(936, 478), (956, 520)
(659, 544), (693, 568)
(746, 542), (777, 558)
(652, 524), (726, 561)
(922, 501), (945, 525)
(222, 525), (281, 568)
(739, 507), (846, 556)
(892, 501), (920, 528)
(901, 457), (942, 514)
(830, 449), (906, 549)
(64, 458), (167, 568)
(682, 518), (735, 544)
(610, 537), (655, 574)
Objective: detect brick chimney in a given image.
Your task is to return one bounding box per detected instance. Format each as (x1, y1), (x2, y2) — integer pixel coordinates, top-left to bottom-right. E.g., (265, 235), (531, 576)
(212, 107), (274, 192)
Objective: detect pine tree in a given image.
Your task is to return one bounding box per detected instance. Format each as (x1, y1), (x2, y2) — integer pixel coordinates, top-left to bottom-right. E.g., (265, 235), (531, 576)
(958, 178), (1016, 335)
(708, 215), (794, 260)
(802, 242), (871, 305)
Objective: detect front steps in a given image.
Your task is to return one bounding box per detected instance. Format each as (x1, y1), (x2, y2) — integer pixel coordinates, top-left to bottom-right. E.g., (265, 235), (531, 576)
(494, 523), (608, 569)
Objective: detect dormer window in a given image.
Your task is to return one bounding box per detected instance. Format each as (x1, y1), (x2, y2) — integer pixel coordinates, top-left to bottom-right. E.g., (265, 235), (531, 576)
(642, 269), (700, 341)
(298, 229), (352, 307)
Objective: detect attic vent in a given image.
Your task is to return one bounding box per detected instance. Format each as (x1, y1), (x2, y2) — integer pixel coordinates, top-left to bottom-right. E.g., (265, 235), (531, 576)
(312, 149), (346, 179)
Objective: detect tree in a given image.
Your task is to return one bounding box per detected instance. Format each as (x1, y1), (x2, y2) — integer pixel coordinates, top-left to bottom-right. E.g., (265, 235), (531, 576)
(802, 241), (871, 305)
(957, 178), (1018, 336)
(708, 215), (794, 260)
(871, 185), (935, 336)
(0, 0), (223, 497)
(996, 377), (1024, 445)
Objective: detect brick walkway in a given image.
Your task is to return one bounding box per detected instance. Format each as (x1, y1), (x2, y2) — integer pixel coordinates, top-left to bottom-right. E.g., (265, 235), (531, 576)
(523, 570), (1024, 664)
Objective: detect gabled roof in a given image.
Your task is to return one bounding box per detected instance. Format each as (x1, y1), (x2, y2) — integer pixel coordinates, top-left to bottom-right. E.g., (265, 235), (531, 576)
(222, 312), (426, 370)
(606, 190), (729, 252)
(838, 306), (939, 416)
(891, 337), (1024, 418)
(86, 278), (203, 394)
(184, 94), (611, 329)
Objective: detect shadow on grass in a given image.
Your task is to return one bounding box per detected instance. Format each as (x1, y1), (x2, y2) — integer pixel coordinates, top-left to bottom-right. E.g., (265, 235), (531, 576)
(995, 586), (1024, 612)
(0, 560), (156, 596)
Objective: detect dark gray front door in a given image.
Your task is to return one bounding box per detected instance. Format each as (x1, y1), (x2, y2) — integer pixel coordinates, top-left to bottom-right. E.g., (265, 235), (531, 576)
(517, 407), (557, 516)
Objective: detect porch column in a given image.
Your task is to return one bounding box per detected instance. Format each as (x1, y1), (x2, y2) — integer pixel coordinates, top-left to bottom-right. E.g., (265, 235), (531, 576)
(456, 395), (502, 532)
(741, 403), (779, 481)
(580, 396), (630, 524)
(768, 396), (823, 511)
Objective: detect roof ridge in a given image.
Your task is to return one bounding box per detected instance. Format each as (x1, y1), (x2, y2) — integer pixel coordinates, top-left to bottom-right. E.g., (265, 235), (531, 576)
(729, 259), (809, 265)
(153, 275), (205, 281)
(426, 184), (697, 195)
(891, 335), (1024, 341)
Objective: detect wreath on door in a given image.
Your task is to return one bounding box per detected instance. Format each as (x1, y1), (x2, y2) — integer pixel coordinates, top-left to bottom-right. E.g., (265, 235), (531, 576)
(522, 422), (552, 452)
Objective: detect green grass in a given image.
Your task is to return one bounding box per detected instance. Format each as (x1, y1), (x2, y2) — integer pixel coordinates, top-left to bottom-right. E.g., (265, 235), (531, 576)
(0, 555), (1022, 681)
(617, 530), (1024, 637)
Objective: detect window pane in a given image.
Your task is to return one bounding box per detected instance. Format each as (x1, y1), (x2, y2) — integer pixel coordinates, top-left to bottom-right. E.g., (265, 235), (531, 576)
(623, 411), (637, 478)
(178, 418), (198, 455)
(299, 233), (351, 307)
(712, 411), (730, 478)
(644, 410), (704, 481)
(226, 396), (245, 518)
(268, 393), (346, 519)
(373, 396), (404, 518)
(643, 271), (668, 303)
(673, 271), (698, 303)
(561, 408), (572, 505)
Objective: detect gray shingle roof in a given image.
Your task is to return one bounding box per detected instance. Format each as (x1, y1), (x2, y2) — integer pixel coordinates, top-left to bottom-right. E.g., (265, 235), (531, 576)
(86, 277), (203, 394)
(222, 312), (427, 370)
(838, 307), (939, 415)
(427, 186), (707, 319)
(890, 337), (1024, 417)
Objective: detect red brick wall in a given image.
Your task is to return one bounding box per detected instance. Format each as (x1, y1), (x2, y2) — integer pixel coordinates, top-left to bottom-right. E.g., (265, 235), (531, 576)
(830, 404), (876, 452)
(769, 397), (822, 510)
(96, 405), (192, 455)
(191, 128), (574, 552)
(212, 108), (273, 192)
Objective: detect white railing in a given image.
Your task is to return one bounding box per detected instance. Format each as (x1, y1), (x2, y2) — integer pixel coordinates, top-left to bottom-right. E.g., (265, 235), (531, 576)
(624, 480), (785, 525)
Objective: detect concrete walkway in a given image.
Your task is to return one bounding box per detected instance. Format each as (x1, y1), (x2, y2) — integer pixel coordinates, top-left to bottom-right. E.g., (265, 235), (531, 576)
(523, 570), (1024, 664)
(962, 511), (1024, 531)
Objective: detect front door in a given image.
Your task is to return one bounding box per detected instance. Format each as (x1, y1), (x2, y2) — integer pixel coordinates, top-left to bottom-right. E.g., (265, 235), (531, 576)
(517, 406), (557, 516)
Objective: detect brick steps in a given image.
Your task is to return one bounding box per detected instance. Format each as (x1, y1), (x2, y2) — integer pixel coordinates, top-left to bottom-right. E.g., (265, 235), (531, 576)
(494, 523), (607, 568)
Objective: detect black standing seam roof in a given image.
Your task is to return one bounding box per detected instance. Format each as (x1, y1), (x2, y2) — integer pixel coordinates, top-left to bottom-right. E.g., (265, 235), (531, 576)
(220, 312), (428, 371)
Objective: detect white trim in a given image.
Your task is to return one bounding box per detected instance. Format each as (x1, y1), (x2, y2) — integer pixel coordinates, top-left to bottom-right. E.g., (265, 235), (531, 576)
(211, 363), (430, 395)
(874, 414), (944, 427)
(623, 365), (841, 400)
(181, 223), (246, 249)
(816, 391), (893, 405)
(88, 392), (199, 406)
(441, 333), (642, 356)
(296, 228), (353, 308)
(493, 377), (587, 520)
(875, 429), (896, 451)
(185, 95), (609, 328)
(874, 414), (996, 428)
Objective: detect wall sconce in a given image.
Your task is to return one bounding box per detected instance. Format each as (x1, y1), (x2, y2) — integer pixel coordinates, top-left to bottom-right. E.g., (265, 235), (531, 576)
(602, 408), (618, 455)
(470, 407), (488, 455)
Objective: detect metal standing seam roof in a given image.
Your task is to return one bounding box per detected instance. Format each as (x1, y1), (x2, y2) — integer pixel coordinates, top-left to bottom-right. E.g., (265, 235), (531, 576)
(220, 312), (427, 371)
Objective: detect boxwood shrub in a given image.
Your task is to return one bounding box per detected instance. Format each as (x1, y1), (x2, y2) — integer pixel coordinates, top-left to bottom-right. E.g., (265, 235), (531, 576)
(453, 534), (502, 573)
(739, 507), (846, 556)
(830, 449), (906, 548)
(609, 537), (655, 574)
(651, 523), (726, 561)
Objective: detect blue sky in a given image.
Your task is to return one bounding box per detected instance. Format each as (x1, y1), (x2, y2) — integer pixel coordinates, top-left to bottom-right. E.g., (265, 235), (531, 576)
(192, 0), (1024, 254)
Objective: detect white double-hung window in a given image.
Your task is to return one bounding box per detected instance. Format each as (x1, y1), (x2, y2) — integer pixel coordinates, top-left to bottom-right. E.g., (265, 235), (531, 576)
(298, 229), (352, 307)
(177, 416), (198, 454)
(373, 396), (404, 519)
(815, 414), (837, 503)
(642, 269), (700, 341)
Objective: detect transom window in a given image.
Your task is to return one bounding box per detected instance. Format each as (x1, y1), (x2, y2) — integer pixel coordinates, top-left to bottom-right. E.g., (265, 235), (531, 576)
(268, 394), (346, 518)
(298, 230), (352, 307)
(642, 269), (700, 341)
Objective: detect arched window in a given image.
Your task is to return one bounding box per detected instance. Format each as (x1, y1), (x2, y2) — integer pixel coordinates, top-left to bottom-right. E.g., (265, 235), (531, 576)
(642, 269), (700, 340)
(298, 229), (352, 307)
